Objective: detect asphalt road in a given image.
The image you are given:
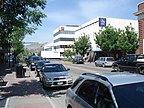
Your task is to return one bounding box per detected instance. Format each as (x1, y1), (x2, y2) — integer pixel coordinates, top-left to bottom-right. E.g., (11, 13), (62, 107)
(44, 61), (113, 108)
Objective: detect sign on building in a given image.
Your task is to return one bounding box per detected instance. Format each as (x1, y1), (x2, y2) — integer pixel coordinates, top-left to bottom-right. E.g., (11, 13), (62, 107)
(99, 18), (106, 26)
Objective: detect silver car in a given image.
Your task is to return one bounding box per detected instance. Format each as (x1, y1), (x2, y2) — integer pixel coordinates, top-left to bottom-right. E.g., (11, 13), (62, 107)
(95, 57), (114, 67)
(39, 63), (73, 88)
(65, 72), (144, 108)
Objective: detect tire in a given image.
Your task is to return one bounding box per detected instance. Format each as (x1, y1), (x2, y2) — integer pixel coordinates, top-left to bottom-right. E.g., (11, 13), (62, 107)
(113, 65), (120, 71)
(140, 68), (144, 74)
(102, 64), (105, 68)
(95, 63), (98, 67)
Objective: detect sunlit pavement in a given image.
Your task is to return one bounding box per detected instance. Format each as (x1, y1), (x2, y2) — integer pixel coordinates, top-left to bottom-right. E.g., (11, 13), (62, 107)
(0, 64), (55, 108)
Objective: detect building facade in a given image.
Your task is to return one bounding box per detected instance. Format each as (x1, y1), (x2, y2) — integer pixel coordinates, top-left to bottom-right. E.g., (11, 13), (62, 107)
(41, 17), (138, 59)
(41, 25), (79, 58)
(135, 1), (144, 54)
(75, 17), (138, 52)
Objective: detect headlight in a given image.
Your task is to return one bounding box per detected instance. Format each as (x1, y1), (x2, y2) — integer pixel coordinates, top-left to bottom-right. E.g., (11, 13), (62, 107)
(45, 77), (52, 81)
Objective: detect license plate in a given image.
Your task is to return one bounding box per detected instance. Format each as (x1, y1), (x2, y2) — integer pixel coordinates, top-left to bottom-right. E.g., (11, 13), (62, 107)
(57, 82), (63, 85)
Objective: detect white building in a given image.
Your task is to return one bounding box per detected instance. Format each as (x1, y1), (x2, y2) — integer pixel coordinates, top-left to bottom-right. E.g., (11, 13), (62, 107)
(75, 17), (138, 52)
(41, 25), (79, 58)
(41, 17), (138, 59)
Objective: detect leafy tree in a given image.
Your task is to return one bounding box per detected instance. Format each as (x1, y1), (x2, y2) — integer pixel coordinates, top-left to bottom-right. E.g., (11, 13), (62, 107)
(0, 0), (47, 58)
(64, 49), (73, 58)
(95, 25), (138, 56)
(95, 25), (121, 52)
(118, 26), (138, 54)
(74, 34), (91, 57)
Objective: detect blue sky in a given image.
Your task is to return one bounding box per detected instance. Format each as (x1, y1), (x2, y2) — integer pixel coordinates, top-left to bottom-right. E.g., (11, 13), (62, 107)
(23, 0), (143, 44)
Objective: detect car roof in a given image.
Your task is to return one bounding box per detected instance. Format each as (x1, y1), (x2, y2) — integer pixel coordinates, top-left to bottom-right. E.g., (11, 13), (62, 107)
(99, 57), (114, 58)
(44, 62), (62, 65)
(81, 72), (144, 86)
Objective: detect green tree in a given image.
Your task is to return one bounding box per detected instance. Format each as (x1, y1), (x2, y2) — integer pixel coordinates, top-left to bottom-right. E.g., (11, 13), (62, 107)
(118, 26), (138, 54)
(0, 0), (47, 57)
(74, 34), (91, 57)
(64, 49), (73, 58)
(95, 25), (138, 56)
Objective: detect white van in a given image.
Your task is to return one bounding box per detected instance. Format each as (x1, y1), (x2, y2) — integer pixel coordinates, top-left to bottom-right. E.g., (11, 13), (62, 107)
(95, 57), (114, 67)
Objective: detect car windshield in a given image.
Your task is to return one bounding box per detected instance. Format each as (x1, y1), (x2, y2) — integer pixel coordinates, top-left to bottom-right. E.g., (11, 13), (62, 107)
(113, 82), (144, 108)
(43, 64), (67, 72)
(37, 62), (44, 67)
(107, 58), (114, 61)
(32, 57), (42, 61)
(76, 56), (83, 59)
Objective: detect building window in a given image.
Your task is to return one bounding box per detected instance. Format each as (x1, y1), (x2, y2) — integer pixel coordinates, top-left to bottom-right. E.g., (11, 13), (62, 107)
(54, 38), (75, 43)
(53, 30), (75, 37)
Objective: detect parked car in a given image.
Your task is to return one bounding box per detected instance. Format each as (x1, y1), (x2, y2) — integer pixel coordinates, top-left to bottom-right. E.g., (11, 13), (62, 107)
(28, 56), (43, 71)
(65, 72), (144, 108)
(35, 60), (50, 76)
(112, 54), (144, 73)
(39, 63), (73, 88)
(95, 57), (114, 67)
(72, 56), (84, 64)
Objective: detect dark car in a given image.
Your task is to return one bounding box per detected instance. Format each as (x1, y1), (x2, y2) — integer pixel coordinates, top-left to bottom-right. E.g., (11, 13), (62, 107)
(28, 56), (43, 71)
(39, 63), (73, 88)
(72, 56), (84, 64)
(35, 60), (50, 76)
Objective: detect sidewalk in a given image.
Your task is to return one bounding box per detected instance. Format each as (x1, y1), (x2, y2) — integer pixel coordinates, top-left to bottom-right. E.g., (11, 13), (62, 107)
(0, 64), (54, 108)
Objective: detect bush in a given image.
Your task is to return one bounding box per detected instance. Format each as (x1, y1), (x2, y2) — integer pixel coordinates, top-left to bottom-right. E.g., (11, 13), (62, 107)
(63, 58), (72, 62)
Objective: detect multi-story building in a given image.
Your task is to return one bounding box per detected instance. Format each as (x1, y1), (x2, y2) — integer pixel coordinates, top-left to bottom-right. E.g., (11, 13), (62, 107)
(41, 25), (79, 58)
(41, 17), (138, 59)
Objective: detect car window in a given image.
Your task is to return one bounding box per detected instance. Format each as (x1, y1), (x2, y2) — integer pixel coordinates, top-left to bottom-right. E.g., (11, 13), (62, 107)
(76, 80), (115, 108)
(107, 58), (114, 61)
(113, 82), (144, 108)
(71, 77), (84, 89)
(96, 83), (115, 108)
(76, 80), (98, 107)
(32, 57), (42, 61)
(43, 64), (67, 72)
(101, 58), (104, 61)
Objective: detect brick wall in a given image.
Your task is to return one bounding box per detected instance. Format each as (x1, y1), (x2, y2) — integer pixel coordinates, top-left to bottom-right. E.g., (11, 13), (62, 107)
(138, 2), (144, 54)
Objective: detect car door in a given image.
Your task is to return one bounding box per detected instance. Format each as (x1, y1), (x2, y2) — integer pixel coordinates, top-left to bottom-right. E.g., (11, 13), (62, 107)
(75, 80), (98, 108)
(96, 83), (116, 108)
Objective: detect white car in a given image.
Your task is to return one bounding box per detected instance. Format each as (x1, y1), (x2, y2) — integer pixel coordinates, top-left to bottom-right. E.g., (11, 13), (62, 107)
(95, 57), (114, 67)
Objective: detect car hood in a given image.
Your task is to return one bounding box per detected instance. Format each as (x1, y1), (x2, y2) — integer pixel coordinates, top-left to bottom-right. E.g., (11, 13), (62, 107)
(43, 71), (70, 78)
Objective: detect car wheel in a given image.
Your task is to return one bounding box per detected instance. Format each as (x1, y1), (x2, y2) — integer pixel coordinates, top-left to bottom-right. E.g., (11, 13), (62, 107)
(102, 64), (105, 67)
(95, 63), (98, 67)
(140, 68), (144, 74)
(113, 65), (120, 71)
(67, 105), (72, 108)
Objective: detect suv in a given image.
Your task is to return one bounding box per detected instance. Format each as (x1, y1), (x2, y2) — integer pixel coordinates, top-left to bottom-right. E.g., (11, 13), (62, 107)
(95, 57), (114, 67)
(65, 72), (144, 108)
(72, 56), (84, 64)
